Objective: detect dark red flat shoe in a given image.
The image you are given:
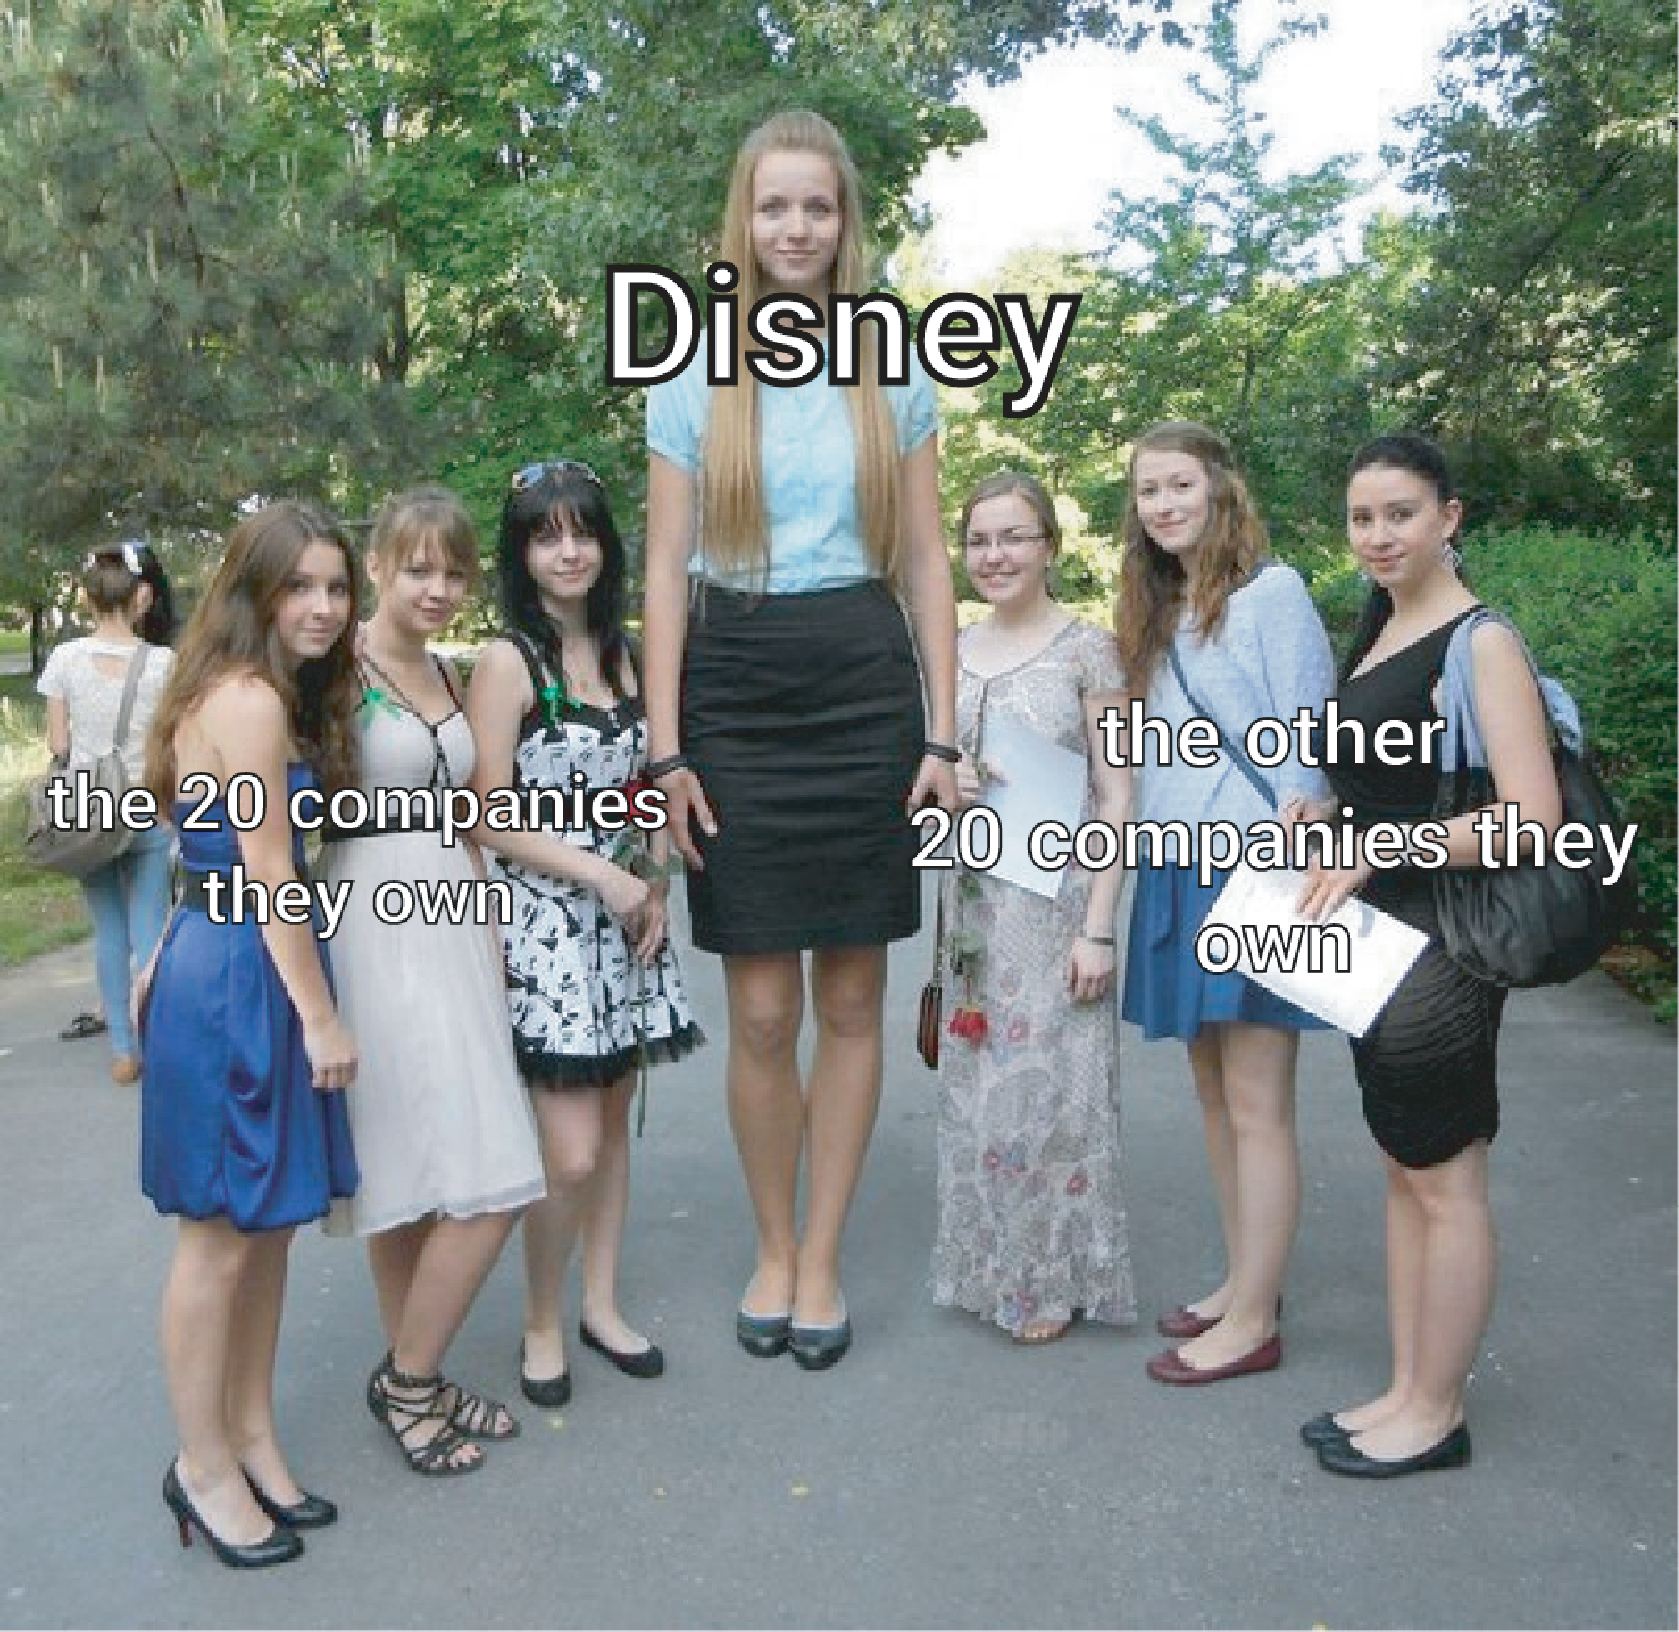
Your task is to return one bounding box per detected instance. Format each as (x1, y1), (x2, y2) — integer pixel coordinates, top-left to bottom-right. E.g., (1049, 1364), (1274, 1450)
(1156, 1305), (1221, 1340)
(1145, 1332), (1282, 1386)
(1157, 1294), (1283, 1341)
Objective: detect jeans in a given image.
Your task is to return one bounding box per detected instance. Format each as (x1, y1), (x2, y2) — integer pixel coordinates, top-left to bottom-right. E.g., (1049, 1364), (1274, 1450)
(79, 828), (174, 1061)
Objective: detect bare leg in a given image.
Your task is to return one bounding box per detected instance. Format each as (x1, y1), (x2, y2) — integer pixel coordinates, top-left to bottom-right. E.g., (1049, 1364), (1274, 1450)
(161, 1218), (273, 1544)
(522, 1084), (604, 1381)
(794, 946), (887, 1326)
(1350, 1141), (1495, 1460)
(224, 1230), (305, 1506)
(391, 1213), (519, 1378)
(723, 953), (806, 1317)
(1175, 1023), (1298, 1368)
(1334, 1158), (1425, 1431)
(579, 1074), (650, 1352)
(1182, 1029), (1240, 1317)
(368, 1220), (430, 1347)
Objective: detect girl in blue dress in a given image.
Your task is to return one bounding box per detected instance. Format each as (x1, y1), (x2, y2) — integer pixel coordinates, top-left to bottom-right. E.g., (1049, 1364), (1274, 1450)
(140, 501), (362, 1567)
(643, 111), (958, 1369)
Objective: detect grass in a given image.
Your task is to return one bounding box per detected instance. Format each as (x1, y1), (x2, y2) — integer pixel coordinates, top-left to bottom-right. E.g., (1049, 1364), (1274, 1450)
(0, 675), (90, 968)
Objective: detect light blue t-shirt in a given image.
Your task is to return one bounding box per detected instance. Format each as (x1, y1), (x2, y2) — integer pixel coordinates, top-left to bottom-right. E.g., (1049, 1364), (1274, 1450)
(645, 340), (939, 594)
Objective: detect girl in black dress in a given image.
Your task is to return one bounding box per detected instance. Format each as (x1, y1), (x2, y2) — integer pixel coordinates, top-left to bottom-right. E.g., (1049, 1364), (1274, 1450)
(1297, 435), (1560, 1477)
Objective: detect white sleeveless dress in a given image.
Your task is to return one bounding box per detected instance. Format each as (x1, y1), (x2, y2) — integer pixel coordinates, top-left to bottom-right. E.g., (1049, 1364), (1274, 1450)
(323, 686), (545, 1236)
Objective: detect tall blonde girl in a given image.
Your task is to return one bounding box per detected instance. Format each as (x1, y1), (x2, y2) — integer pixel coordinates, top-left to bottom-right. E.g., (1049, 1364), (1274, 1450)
(643, 110), (957, 1369)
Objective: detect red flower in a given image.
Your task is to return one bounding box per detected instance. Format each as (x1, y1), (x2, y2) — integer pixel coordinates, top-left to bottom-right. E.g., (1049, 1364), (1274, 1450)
(623, 779), (648, 800)
(947, 1006), (988, 1044)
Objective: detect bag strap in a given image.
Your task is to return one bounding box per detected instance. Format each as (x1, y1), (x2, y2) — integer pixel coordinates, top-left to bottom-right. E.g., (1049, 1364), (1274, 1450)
(1438, 607), (1577, 774)
(1165, 640), (1276, 810)
(110, 644), (150, 751)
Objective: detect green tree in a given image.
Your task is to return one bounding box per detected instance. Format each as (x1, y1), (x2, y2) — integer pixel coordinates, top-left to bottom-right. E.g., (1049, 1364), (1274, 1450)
(0, 0), (409, 606)
(1382, 0), (1677, 532)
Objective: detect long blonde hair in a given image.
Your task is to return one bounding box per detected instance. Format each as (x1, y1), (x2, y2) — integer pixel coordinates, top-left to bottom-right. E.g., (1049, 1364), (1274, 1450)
(702, 110), (903, 584)
(1112, 422), (1268, 689)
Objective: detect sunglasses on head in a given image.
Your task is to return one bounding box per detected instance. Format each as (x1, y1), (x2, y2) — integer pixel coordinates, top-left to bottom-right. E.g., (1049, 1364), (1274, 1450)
(510, 459), (601, 493)
(89, 541), (145, 576)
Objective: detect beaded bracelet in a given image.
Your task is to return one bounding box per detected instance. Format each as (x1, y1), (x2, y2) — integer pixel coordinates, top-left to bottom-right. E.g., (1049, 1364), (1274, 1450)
(922, 741), (961, 764)
(642, 753), (691, 781)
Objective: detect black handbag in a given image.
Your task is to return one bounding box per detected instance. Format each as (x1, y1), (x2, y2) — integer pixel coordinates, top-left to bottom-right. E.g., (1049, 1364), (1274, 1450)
(1430, 612), (1638, 988)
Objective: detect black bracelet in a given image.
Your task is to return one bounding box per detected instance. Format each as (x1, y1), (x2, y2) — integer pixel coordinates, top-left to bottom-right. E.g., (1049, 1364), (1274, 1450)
(922, 741), (961, 764)
(1081, 933), (1116, 946)
(642, 753), (690, 781)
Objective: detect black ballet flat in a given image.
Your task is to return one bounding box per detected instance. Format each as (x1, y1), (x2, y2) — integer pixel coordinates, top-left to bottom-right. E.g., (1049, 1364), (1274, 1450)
(244, 1469), (338, 1529)
(1317, 1422), (1472, 1479)
(579, 1321), (665, 1379)
(788, 1302), (852, 1372)
(163, 1462), (303, 1569)
(518, 1342), (572, 1410)
(736, 1307), (792, 1360)
(1299, 1412), (1352, 1450)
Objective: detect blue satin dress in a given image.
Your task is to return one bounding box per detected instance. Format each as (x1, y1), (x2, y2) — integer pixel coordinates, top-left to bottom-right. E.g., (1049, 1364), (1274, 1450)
(140, 764), (357, 1230)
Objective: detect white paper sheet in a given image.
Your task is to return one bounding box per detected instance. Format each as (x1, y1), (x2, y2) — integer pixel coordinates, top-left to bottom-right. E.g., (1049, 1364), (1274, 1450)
(956, 713), (1091, 899)
(1197, 861), (1429, 1037)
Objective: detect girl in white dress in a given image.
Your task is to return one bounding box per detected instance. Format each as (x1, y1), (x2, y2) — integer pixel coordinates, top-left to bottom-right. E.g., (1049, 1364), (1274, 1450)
(322, 486), (545, 1475)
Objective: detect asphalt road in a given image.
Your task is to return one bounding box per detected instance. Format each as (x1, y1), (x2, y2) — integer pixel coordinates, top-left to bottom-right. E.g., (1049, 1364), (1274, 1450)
(0, 885), (1672, 1629)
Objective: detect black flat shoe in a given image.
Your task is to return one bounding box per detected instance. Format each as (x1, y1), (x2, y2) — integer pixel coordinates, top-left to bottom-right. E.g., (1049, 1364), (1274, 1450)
(579, 1321), (665, 1379)
(1299, 1411), (1352, 1450)
(163, 1462), (303, 1569)
(736, 1308), (792, 1359)
(1317, 1422), (1472, 1479)
(788, 1303), (852, 1372)
(518, 1342), (572, 1410)
(244, 1470), (337, 1529)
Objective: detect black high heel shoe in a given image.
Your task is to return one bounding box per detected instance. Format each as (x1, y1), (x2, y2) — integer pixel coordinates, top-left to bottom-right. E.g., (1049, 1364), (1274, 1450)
(244, 1468), (338, 1529)
(162, 1461), (304, 1568)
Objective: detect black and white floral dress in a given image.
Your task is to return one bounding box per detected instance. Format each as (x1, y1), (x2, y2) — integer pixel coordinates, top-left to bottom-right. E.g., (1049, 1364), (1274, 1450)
(494, 642), (703, 1090)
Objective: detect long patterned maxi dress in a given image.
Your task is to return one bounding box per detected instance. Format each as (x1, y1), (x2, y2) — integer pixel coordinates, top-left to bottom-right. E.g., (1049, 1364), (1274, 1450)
(930, 619), (1136, 1335)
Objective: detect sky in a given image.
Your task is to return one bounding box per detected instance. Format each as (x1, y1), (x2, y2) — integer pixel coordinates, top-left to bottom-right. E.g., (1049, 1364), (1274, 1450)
(912, 0), (1476, 285)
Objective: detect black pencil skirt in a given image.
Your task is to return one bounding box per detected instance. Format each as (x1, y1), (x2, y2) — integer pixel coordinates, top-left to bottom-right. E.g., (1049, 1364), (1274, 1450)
(680, 579), (925, 955)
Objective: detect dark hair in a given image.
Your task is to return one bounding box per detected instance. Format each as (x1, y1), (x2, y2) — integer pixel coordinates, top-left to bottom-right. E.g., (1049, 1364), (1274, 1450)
(497, 465), (632, 698)
(1341, 433), (1461, 681)
(85, 542), (179, 644)
(131, 544), (178, 646)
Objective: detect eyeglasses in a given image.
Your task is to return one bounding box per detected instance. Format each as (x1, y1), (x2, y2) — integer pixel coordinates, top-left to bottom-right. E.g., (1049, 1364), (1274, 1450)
(511, 459), (602, 493)
(962, 528), (1048, 552)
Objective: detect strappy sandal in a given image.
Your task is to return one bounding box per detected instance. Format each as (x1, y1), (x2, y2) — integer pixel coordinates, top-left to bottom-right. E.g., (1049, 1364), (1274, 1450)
(365, 1354), (484, 1476)
(438, 1378), (520, 1441)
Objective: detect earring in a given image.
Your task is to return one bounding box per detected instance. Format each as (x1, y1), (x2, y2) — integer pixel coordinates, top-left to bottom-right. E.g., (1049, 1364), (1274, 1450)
(1442, 541), (1463, 574)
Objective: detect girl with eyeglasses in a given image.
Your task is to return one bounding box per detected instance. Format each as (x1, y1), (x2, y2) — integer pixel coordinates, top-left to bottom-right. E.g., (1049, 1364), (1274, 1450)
(466, 461), (701, 1410)
(932, 471), (1136, 1345)
(1113, 422), (1335, 1388)
(319, 487), (545, 1476)
(37, 542), (177, 1082)
(643, 110), (957, 1370)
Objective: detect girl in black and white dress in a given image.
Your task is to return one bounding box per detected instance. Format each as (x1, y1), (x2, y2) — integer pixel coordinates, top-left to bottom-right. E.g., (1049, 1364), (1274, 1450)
(467, 461), (701, 1411)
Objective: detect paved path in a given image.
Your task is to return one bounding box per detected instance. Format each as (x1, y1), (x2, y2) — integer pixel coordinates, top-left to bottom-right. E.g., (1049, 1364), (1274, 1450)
(0, 890), (1672, 1629)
